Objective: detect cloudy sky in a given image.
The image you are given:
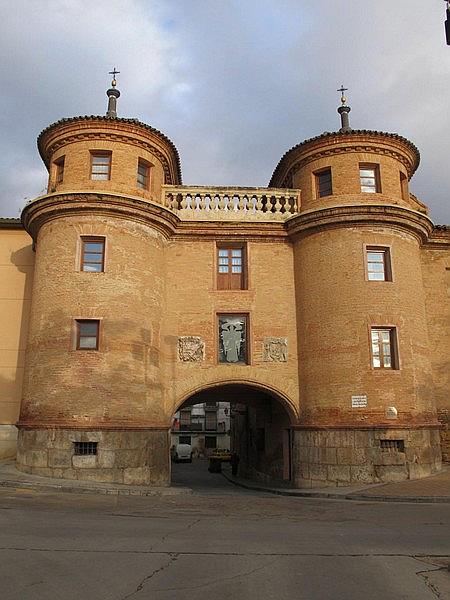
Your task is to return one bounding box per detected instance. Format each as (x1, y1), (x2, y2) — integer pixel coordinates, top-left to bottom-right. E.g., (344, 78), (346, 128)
(1, 0), (449, 223)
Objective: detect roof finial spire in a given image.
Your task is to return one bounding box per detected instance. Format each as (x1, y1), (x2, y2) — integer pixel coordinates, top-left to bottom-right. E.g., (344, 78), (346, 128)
(337, 85), (352, 133)
(106, 68), (121, 118)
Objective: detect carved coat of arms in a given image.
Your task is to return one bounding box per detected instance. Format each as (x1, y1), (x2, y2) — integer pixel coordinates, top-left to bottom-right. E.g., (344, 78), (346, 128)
(263, 337), (288, 362)
(178, 336), (205, 362)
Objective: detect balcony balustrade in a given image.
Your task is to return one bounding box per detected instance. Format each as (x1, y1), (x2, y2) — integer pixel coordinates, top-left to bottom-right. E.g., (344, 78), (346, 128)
(162, 185), (300, 221)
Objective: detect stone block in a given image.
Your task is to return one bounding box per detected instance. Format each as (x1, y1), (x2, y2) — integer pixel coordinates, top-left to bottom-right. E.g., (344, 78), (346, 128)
(77, 469), (123, 484)
(377, 452), (406, 466)
(350, 465), (376, 483)
(327, 465), (351, 483)
(28, 450), (48, 468)
(72, 455), (97, 469)
(97, 449), (116, 469)
(354, 430), (374, 448)
(123, 466), (152, 486)
(114, 449), (144, 469)
(375, 465), (408, 482)
(336, 447), (353, 464)
(319, 447), (337, 465)
(0, 425), (18, 441)
(48, 449), (72, 468)
(309, 464), (328, 481)
(407, 462), (434, 480)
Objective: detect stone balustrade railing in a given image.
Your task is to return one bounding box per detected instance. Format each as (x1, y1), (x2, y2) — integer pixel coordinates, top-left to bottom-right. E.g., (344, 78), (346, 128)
(162, 185), (300, 221)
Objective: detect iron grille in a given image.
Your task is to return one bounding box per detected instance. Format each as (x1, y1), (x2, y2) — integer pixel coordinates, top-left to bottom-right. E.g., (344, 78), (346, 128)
(380, 439), (404, 452)
(74, 441), (98, 456)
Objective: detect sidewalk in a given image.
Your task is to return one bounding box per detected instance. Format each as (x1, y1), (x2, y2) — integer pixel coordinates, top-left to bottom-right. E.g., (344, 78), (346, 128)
(0, 458), (449, 502)
(0, 460), (192, 497)
(222, 464), (450, 503)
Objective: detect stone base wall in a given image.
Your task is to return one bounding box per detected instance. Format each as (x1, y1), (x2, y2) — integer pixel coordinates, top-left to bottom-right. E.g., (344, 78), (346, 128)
(16, 428), (170, 486)
(437, 410), (450, 462)
(293, 427), (442, 488)
(0, 425), (18, 459)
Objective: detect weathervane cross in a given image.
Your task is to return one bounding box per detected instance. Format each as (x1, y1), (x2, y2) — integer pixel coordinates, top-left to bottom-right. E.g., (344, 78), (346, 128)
(337, 85), (348, 105)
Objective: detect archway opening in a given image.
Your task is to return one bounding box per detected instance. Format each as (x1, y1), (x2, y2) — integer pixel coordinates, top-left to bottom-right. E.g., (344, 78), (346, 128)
(170, 383), (294, 488)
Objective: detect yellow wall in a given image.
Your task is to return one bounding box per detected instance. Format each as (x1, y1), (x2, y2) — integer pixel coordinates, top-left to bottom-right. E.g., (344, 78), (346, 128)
(0, 227), (34, 456)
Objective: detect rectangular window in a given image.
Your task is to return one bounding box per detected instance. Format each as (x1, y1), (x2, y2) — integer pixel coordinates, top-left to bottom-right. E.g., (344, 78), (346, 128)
(76, 319), (100, 350)
(81, 237), (105, 272)
(205, 411), (217, 431)
(137, 159), (150, 189)
(218, 314), (248, 364)
(73, 441), (98, 456)
(180, 409), (191, 429)
(315, 168), (332, 198)
(400, 171), (408, 201)
(371, 327), (398, 369)
(178, 435), (191, 445)
(360, 164), (381, 193)
(217, 245), (246, 290)
(91, 152), (111, 181)
(366, 247), (391, 281)
(55, 156), (65, 184)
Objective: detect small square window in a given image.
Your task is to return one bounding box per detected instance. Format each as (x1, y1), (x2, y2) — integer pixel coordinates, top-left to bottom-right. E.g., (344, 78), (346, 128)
(218, 314), (248, 364)
(80, 237), (105, 272)
(366, 246), (392, 281)
(73, 441), (98, 455)
(217, 245), (246, 290)
(371, 327), (398, 369)
(360, 164), (381, 193)
(91, 152), (111, 181)
(315, 168), (332, 198)
(54, 156), (65, 185)
(76, 320), (100, 350)
(137, 159), (150, 189)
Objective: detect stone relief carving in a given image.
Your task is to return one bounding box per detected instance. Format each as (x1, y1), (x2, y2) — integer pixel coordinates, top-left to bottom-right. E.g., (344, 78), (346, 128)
(178, 336), (205, 362)
(263, 337), (288, 362)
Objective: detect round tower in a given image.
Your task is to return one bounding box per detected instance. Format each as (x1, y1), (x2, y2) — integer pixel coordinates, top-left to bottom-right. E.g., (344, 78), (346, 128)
(17, 76), (181, 485)
(271, 93), (442, 486)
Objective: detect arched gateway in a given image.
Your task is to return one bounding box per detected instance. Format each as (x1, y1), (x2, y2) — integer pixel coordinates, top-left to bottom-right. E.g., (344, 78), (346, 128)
(173, 382), (297, 484)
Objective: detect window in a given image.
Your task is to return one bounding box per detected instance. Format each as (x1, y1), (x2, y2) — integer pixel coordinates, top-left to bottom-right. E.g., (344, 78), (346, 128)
(217, 245), (246, 290)
(205, 436), (217, 449)
(371, 328), (398, 369)
(90, 152), (111, 180)
(80, 237), (105, 272)
(315, 168), (332, 198)
(366, 247), (392, 281)
(360, 164), (381, 193)
(137, 159), (150, 189)
(218, 314), (248, 364)
(180, 409), (191, 430)
(400, 171), (408, 201)
(73, 442), (98, 455)
(205, 411), (217, 431)
(380, 439), (404, 452)
(178, 435), (191, 445)
(76, 320), (100, 350)
(54, 156), (65, 184)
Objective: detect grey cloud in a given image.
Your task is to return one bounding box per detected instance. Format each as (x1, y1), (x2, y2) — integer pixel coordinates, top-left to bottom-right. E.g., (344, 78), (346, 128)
(0, 0), (448, 223)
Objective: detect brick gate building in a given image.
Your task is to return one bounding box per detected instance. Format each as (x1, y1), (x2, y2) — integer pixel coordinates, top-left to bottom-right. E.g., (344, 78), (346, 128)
(0, 81), (449, 487)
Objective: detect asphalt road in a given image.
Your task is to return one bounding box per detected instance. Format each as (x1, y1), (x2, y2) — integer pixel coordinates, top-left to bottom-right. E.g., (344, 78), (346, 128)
(0, 459), (449, 600)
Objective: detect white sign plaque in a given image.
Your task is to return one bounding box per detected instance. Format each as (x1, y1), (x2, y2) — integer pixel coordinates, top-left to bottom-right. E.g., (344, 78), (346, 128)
(351, 394), (368, 408)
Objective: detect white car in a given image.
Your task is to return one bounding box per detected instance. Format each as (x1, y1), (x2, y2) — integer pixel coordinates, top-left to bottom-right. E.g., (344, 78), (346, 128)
(171, 443), (193, 463)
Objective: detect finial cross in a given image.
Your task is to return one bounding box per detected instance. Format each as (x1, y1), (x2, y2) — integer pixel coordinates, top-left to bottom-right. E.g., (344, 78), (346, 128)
(109, 68), (120, 87)
(337, 85), (348, 105)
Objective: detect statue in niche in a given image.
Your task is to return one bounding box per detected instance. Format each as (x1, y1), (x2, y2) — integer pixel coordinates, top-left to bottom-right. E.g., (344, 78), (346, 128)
(178, 336), (205, 362)
(263, 337), (288, 362)
(219, 316), (246, 363)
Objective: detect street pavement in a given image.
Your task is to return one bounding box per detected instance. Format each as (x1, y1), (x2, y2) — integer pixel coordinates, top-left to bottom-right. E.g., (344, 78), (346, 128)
(0, 459), (449, 599)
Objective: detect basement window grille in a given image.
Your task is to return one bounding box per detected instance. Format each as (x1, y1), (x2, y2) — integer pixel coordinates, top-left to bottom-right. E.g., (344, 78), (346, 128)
(73, 442), (98, 456)
(380, 439), (404, 452)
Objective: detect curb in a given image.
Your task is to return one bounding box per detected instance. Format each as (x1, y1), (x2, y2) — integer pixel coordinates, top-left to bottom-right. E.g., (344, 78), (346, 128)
(222, 472), (450, 504)
(0, 478), (193, 497)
